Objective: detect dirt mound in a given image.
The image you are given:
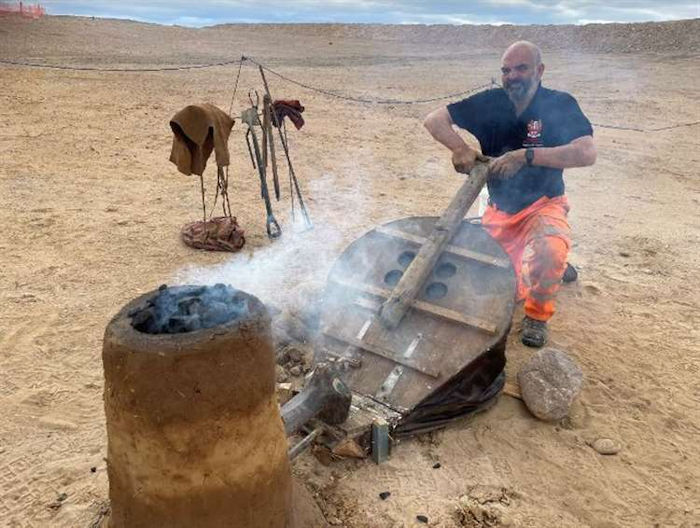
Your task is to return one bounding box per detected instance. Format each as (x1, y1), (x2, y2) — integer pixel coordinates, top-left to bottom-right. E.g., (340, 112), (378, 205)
(0, 16), (698, 66)
(300, 19), (700, 54)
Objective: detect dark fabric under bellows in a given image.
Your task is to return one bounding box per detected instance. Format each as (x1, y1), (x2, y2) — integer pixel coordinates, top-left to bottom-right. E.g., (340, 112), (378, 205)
(393, 332), (508, 436)
(129, 284), (248, 334)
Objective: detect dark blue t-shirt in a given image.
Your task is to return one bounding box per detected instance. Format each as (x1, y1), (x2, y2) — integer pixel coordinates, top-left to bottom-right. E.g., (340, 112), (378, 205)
(447, 84), (593, 214)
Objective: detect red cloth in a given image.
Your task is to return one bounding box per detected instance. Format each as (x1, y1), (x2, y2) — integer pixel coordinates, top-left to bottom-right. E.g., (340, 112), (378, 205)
(482, 195), (571, 322)
(272, 100), (305, 130)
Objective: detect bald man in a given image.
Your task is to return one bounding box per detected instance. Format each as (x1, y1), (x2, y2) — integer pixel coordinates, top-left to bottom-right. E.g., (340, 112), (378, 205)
(424, 41), (596, 347)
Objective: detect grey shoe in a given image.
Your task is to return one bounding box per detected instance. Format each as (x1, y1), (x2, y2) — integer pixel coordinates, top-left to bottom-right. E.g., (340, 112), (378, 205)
(521, 316), (548, 348)
(562, 262), (578, 283)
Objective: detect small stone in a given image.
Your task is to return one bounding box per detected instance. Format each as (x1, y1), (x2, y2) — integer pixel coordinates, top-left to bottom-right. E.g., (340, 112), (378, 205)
(289, 365), (302, 377)
(416, 514), (429, 523)
(57, 492), (68, 502)
(38, 417), (78, 431)
(90, 466), (97, 473)
(432, 462), (441, 469)
(379, 491), (391, 500)
(591, 438), (622, 455)
(518, 347), (583, 421)
(287, 346), (304, 364)
(332, 439), (366, 459)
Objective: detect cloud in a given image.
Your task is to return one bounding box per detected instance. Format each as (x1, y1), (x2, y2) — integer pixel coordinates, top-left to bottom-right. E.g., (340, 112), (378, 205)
(40, 0), (700, 26)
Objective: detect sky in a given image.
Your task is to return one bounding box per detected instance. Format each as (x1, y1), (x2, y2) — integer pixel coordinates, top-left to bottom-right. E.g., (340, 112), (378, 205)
(37, 1), (700, 27)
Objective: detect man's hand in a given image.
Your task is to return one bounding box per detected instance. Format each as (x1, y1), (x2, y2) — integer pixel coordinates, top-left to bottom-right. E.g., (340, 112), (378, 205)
(488, 149), (526, 179)
(451, 146), (483, 174)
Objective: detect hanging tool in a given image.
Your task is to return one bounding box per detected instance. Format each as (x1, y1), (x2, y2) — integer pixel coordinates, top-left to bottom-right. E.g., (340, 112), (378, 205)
(263, 94), (281, 201)
(257, 65), (312, 229)
(242, 92), (281, 239)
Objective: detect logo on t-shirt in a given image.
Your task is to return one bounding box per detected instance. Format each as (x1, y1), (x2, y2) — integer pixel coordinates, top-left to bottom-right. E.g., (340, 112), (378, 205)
(523, 119), (544, 147)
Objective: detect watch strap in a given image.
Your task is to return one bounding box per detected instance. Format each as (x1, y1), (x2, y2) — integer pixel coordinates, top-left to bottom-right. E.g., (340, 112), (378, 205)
(525, 148), (535, 166)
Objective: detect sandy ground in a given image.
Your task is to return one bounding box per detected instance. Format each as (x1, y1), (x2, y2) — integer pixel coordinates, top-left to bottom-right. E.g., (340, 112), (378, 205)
(1, 15), (699, 528)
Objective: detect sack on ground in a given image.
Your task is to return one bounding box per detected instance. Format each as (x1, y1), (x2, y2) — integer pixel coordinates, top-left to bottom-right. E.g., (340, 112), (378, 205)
(181, 216), (245, 252)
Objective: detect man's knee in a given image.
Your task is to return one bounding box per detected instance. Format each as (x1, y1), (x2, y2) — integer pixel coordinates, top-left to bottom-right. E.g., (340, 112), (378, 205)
(526, 235), (569, 275)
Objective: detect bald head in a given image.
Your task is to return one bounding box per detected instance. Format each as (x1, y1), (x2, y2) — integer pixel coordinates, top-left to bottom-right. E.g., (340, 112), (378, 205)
(502, 41), (542, 67)
(500, 41), (545, 108)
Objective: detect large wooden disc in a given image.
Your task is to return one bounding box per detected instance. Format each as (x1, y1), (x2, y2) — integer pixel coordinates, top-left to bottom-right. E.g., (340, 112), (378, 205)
(318, 216), (516, 416)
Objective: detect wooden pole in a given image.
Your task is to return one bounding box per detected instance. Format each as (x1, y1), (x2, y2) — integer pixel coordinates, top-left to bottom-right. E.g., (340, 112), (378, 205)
(264, 94), (281, 200)
(261, 95), (269, 169)
(378, 161), (490, 329)
(257, 65), (312, 227)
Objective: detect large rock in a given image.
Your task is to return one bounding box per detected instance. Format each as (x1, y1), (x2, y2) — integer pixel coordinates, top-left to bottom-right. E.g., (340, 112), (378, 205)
(518, 347), (583, 421)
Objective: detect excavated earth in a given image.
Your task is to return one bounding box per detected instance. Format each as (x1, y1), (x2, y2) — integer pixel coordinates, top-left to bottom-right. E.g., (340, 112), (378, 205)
(0, 15), (699, 528)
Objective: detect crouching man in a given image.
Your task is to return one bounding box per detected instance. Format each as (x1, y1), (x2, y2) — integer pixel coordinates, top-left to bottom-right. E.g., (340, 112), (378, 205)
(424, 41), (596, 347)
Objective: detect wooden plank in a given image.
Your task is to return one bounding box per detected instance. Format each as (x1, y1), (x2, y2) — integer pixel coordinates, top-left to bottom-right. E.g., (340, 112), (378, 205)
(322, 325), (440, 378)
(374, 225), (510, 269)
(379, 162), (490, 329)
(332, 278), (498, 334)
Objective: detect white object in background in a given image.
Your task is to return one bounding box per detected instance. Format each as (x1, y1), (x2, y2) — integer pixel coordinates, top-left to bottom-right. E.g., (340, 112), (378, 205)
(477, 185), (490, 217)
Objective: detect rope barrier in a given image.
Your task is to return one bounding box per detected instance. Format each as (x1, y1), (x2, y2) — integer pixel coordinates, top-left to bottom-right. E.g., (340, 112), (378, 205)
(591, 121), (700, 132)
(2, 54), (698, 132)
(228, 56), (245, 115)
(0, 57), (244, 72)
(243, 56), (493, 105)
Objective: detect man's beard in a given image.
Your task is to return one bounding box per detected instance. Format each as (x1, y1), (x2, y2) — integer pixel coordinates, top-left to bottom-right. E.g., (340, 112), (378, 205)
(505, 78), (533, 103)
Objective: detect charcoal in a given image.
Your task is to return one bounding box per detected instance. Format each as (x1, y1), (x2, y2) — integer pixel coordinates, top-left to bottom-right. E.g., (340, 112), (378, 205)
(168, 315), (201, 333)
(131, 307), (156, 332)
(130, 284), (246, 334)
(127, 305), (144, 317)
(178, 296), (202, 315)
(201, 301), (231, 326)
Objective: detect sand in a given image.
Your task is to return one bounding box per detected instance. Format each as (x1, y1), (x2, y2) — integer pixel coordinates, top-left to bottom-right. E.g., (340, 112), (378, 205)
(0, 14), (699, 528)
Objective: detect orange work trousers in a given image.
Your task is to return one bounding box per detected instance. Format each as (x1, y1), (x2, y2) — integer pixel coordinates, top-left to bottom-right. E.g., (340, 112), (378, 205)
(482, 195), (571, 322)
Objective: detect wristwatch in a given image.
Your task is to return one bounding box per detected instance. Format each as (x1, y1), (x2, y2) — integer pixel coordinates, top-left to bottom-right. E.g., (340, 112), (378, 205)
(525, 148), (535, 166)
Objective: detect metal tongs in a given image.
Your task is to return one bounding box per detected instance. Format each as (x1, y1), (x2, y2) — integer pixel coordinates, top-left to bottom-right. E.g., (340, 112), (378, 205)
(242, 90), (281, 239)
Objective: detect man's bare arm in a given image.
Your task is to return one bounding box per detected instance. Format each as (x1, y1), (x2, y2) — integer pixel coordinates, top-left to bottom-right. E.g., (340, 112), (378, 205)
(489, 135), (596, 179)
(531, 135), (596, 169)
(423, 107), (486, 173)
(423, 107), (469, 152)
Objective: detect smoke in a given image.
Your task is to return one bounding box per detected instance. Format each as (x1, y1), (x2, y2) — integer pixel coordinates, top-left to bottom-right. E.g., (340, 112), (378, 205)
(173, 162), (397, 311)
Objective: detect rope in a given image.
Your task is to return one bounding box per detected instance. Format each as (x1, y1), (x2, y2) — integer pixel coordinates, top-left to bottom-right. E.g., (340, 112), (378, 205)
(3, 53), (698, 132)
(591, 120), (700, 132)
(0, 57), (244, 72)
(228, 56), (244, 115)
(243, 55), (492, 105)
(487, 81), (700, 133)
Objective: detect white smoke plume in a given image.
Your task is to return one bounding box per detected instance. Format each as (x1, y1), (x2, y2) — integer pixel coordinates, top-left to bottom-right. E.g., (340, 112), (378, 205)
(172, 162), (399, 311)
